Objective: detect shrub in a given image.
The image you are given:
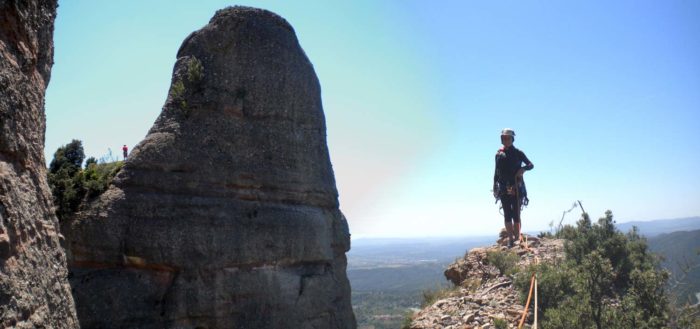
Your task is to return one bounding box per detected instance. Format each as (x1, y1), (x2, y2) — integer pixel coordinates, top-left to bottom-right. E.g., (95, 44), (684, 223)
(400, 310), (415, 329)
(485, 249), (519, 276)
(461, 277), (481, 293)
(48, 140), (123, 221)
(515, 262), (575, 311)
(493, 317), (508, 329)
(518, 210), (670, 329)
(187, 56), (203, 83)
(83, 161), (123, 198)
(420, 285), (458, 308)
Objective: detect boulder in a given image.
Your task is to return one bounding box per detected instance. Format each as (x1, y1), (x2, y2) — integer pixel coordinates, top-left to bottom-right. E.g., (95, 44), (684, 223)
(64, 6), (355, 329)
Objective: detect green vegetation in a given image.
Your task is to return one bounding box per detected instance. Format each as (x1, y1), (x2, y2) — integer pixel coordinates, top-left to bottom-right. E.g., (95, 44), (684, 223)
(515, 210), (670, 329)
(400, 310), (414, 329)
(486, 249), (520, 276)
(420, 285), (459, 308)
(349, 224), (697, 329)
(353, 290), (421, 329)
(187, 56), (203, 83)
(349, 260), (455, 329)
(649, 230), (700, 329)
(493, 317), (508, 329)
(170, 79), (188, 113)
(168, 56), (203, 115)
(648, 230), (700, 305)
(171, 79), (185, 99)
(83, 160), (123, 198)
(47, 140), (123, 221)
(48, 139), (86, 221)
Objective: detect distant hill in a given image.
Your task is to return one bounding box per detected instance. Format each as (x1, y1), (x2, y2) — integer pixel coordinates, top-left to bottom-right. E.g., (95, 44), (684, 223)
(348, 236), (494, 270)
(348, 236), (494, 329)
(616, 217), (700, 237)
(647, 229), (700, 305)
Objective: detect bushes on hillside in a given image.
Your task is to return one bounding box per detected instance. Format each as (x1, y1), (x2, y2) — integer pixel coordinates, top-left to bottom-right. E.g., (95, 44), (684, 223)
(47, 140), (123, 221)
(485, 249), (519, 276)
(515, 210), (670, 329)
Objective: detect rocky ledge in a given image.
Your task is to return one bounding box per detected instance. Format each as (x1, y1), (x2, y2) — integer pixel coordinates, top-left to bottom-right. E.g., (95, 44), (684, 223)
(409, 234), (565, 329)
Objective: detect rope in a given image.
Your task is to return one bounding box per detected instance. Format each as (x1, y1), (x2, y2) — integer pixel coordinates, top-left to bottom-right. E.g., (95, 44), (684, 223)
(534, 273), (539, 329)
(518, 274), (535, 329)
(517, 230), (540, 328)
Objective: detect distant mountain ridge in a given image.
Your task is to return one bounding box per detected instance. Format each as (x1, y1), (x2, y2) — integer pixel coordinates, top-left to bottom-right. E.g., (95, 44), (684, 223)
(647, 229), (700, 305)
(349, 236), (493, 269)
(616, 216), (700, 237)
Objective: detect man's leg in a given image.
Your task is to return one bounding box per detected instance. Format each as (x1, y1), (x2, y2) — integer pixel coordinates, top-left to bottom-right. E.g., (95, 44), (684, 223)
(505, 221), (514, 247)
(503, 195), (515, 247)
(513, 200), (521, 242)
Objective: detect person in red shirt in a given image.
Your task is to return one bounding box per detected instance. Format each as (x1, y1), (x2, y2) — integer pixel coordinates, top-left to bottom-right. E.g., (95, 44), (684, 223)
(122, 145), (128, 159)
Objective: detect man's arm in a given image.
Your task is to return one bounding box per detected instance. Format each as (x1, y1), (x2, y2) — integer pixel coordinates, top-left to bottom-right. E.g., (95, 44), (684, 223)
(494, 153), (501, 183)
(493, 154), (500, 197)
(517, 150), (533, 177)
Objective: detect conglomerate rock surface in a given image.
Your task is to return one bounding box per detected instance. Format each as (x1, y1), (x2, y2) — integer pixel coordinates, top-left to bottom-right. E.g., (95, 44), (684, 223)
(0, 0), (79, 327)
(410, 236), (565, 329)
(64, 6), (355, 329)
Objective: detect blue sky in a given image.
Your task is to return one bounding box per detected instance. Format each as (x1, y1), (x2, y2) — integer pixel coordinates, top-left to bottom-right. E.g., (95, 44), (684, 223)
(45, 1), (700, 238)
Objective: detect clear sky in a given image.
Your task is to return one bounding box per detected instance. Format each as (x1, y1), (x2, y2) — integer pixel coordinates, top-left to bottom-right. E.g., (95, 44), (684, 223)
(45, 1), (700, 238)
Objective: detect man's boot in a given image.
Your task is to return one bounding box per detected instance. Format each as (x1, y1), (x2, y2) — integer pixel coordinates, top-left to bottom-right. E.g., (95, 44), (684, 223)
(505, 222), (514, 248)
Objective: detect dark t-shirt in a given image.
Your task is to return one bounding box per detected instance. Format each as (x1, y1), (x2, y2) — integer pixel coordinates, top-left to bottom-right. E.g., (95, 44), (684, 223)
(494, 146), (533, 186)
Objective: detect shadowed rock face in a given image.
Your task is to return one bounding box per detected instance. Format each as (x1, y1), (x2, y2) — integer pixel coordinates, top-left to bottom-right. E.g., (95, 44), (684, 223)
(0, 0), (79, 327)
(65, 7), (356, 328)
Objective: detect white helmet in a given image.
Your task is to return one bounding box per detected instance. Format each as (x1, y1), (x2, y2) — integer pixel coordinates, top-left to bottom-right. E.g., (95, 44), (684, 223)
(501, 128), (516, 137)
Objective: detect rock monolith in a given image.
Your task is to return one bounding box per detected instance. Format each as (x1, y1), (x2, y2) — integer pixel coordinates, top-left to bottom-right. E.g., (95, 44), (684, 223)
(0, 0), (79, 327)
(65, 6), (355, 328)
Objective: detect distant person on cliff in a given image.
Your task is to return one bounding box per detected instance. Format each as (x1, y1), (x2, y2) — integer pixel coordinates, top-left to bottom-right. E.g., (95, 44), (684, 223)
(122, 144), (128, 159)
(493, 128), (533, 248)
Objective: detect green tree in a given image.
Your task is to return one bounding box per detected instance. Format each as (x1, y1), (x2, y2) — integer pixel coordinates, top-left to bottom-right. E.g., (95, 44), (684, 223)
(578, 251), (614, 329)
(49, 139), (84, 174)
(85, 156), (97, 167)
(48, 140), (85, 221)
(516, 210), (670, 328)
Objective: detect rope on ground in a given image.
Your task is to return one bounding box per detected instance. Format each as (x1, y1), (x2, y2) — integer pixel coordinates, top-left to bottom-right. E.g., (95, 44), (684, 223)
(517, 234), (540, 329)
(534, 273), (539, 329)
(518, 274), (535, 329)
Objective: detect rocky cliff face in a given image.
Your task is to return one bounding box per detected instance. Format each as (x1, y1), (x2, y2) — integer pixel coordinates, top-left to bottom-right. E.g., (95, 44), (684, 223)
(64, 6), (355, 329)
(0, 0), (79, 327)
(409, 235), (564, 329)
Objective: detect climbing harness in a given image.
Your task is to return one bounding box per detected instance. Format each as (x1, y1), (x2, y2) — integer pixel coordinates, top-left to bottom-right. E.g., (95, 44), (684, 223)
(495, 175), (529, 215)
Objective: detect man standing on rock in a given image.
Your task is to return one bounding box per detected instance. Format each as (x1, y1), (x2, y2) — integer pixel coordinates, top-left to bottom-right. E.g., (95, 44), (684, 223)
(122, 144), (128, 159)
(493, 128), (533, 247)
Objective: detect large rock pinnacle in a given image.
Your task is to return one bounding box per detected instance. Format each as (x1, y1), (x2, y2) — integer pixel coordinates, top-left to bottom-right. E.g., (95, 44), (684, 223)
(0, 0), (80, 327)
(65, 6), (356, 328)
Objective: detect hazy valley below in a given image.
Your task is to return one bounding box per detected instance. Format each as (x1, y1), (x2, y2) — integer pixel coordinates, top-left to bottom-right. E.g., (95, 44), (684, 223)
(348, 217), (700, 329)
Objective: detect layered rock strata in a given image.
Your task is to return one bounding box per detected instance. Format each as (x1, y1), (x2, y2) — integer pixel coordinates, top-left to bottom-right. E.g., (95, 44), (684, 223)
(410, 236), (564, 329)
(64, 6), (355, 329)
(0, 0), (79, 327)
